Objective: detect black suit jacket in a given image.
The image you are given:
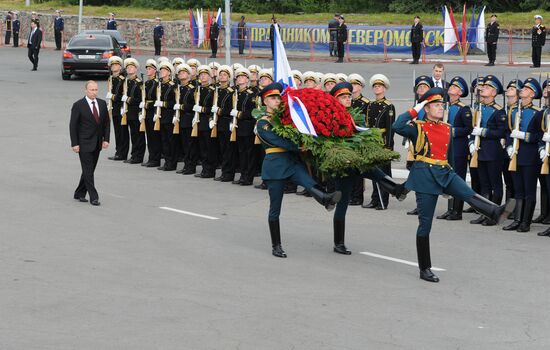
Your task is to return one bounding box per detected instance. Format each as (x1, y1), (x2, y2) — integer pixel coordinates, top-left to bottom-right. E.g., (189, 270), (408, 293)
(70, 97), (110, 153)
(27, 28), (42, 50)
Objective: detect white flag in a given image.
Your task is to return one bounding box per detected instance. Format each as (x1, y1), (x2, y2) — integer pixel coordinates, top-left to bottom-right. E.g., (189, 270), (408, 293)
(476, 6), (486, 52)
(273, 23), (295, 89)
(196, 8), (205, 47)
(443, 6), (458, 53)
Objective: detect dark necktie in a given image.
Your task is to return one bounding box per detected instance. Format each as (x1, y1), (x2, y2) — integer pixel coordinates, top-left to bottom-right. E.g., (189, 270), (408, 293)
(92, 101), (100, 123)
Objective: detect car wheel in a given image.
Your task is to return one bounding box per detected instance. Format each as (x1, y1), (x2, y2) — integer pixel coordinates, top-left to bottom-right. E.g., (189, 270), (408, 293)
(62, 73), (71, 80)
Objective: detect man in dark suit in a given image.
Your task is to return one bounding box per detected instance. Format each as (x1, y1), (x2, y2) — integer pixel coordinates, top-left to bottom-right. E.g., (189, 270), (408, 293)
(54, 9), (64, 50)
(4, 11), (12, 45)
(335, 16), (348, 63)
(209, 15), (219, 58)
(237, 16), (246, 55)
(12, 12), (19, 47)
(27, 19), (42, 71)
(410, 16), (423, 64)
(153, 17), (164, 56)
(485, 14), (499, 66)
(531, 15), (546, 68)
(70, 81), (111, 206)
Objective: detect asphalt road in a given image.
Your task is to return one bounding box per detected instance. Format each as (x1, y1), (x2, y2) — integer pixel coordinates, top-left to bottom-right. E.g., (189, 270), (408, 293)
(0, 46), (549, 350)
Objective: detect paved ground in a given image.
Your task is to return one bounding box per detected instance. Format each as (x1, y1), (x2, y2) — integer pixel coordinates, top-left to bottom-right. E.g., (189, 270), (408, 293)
(1, 46), (549, 350)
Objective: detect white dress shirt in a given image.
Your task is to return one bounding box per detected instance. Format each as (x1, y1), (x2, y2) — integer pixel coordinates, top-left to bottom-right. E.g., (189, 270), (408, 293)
(85, 96), (99, 116)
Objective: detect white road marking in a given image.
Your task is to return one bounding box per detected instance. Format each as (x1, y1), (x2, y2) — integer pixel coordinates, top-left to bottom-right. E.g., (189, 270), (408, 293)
(359, 251), (446, 271)
(159, 206), (219, 220)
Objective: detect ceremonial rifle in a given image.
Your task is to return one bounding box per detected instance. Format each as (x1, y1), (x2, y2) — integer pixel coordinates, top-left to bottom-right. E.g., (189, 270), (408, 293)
(153, 72), (162, 131)
(139, 73), (146, 132)
(173, 81), (181, 134)
(121, 76), (128, 126)
(229, 87), (238, 142)
(470, 75), (482, 168)
(191, 84), (201, 137)
(541, 73), (550, 174)
(508, 75), (522, 172)
(210, 76), (220, 138)
(107, 73), (113, 120)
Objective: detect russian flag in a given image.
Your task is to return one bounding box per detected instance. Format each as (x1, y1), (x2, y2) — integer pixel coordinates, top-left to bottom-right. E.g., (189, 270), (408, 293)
(189, 8), (198, 46)
(215, 8), (222, 27)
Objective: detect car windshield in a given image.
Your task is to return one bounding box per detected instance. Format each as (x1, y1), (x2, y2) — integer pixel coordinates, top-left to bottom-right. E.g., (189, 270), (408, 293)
(69, 36), (111, 48)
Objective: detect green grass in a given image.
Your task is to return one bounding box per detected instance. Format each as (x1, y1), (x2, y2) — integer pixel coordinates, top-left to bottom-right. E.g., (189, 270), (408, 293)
(1, 0), (548, 28)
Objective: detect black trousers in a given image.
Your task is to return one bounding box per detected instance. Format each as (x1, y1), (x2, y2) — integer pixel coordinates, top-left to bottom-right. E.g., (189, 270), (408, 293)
(210, 38), (218, 56)
(145, 115), (161, 164)
(180, 127), (199, 170)
(128, 118), (145, 161)
(329, 37), (336, 55)
(4, 30), (11, 45)
(238, 38), (245, 54)
(28, 47), (39, 69)
(369, 162), (392, 207)
(218, 129), (237, 178)
(74, 147), (101, 201)
(54, 29), (62, 49)
(411, 42), (421, 62)
(13, 32), (18, 47)
(111, 110), (128, 159)
(198, 130), (216, 175)
(270, 39), (274, 57)
(160, 123), (178, 169)
(237, 135), (257, 182)
(337, 41), (344, 60)
(487, 42), (497, 63)
(532, 46), (542, 67)
(154, 37), (161, 55)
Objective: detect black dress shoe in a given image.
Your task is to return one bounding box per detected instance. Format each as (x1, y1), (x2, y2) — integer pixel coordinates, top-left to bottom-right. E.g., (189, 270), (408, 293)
(470, 215), (486, 224)
(407, 208), (419, 215)
(284, 186), (297, 194)
(537, 227), (550, 236)
(144, 162), (160, 168)
(214, 176), (223, 181)
(123, 159), (131, 163)
(349, 199), (362, 206)
(163, 166), (176, 171)
(255, 182), (268, 190)
(333, 244), (352, 255)
(240, 181), (253, 186)
(436, 211), (451, 220)
(362, 201), (377, 209)
(128, 159), (142, 164)
(74, 196), (88, 203)
(90, 199), (101, 206)
(221, 176), (234, 182)
(272, 245), (287, 258)
(109, 155), (126, 161)
(446, 213), (462, 220)
(194, 173), (202, 177)
(375, 205), (387, 210)
(419, 268), (439, 282)
(198, 173), (215, 178)
(182, 168), (196, 175)
(232, 179), (243, 185)
(463, 206), (476, 213)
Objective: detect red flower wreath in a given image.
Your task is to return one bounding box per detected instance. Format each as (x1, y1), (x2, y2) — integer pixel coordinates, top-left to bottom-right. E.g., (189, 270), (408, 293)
(280, 88), (355, 138)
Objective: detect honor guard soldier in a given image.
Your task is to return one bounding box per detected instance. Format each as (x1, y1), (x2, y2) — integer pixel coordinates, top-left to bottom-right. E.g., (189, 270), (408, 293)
(232, 68), (259, 186)
(4, 11), (12, 45)
(248, 65), (261, 91)
(362, 74), (396, 209)
(12, 12), (19, 47)
(106, 56), (127, 161)
(393, 88), (514, 282)
(531, 15), (546, 68)
(322, 73), (338, 92)
(469, 75), (507, 226)
(256, 83), (343, 258)
(255, 68), (274, 189)
(121, 58), (145, 164)
(192, 65), (216, 178)
(54, 10), (64, 50)
(153, 18), (164, 56)
(537, 80), (550, 236)
(141, 59), (161, 167)
(157, 56), (169, 64)
(187, 58), (201, 82)
(302, 71), (319, 89)
(213, 65), (238, 182)
(107, 13), (117, 30)
(335, 15), (347, 63)
(292, 70), (303, 88)
(209, 61), (220, 81)
(436, 76), (473, 220)
(503, 78), (543, 232)
(174, 63), (199, 175)
(410, 16), (423, 64)
(171, 58), (185, 78)
(155, 61), (177, 171)
(209, 14), (219, 58)
(336, 73), (348, 84)
(485, 14), (499, 66)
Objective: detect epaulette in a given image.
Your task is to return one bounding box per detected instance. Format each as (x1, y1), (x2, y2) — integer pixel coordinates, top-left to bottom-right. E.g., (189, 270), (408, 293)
(117, 75), (125, 81)
(383, 99), (392, 106)
(532, 105), (541, 111)
(135, 78), (142, 83)
(493, 103), (502, 110)
(440, 121), (451, 127)
(168, 81), (175, 86)
(209, 85), (216, 91)
(361, 96), (370, 104)
(415, 120), (426, 125)
(188, 83), (195, 89)
(457, 101), (465, 107)
(227, 87), (234, 93)
(246, 89), (253, 94)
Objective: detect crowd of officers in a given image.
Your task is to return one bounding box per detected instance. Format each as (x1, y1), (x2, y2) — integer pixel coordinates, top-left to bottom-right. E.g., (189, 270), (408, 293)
(104, 55), (550, 238)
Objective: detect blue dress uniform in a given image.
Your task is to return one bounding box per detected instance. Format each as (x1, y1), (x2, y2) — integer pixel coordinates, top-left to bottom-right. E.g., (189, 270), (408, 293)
(538, 96), (550, 236)
(12, 17), (19, 47)
(54, 13), (64, 50)
(153, 21), (164, 56)
(470, 75), (507, 226)
(503, 78), (544, 232)
(256, 83), (342, 258)
(107, 17), (117, 30)
(437, 76), (473, 220)
(393, 87), (514, 282)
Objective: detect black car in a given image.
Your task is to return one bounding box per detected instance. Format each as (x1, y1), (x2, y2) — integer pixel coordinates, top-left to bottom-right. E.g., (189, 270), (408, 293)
(61, 34), (124, 80)
(81, 29), (131, 57)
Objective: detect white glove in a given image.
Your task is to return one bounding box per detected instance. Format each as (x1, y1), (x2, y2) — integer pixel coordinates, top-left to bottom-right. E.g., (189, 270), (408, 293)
(543, 133), (550, 143)
(540, 147), (547, 160)
(510, 130), (526, 140)
(209, 119), (215, 129)
(506, 146), (514, 158)
(120, 107), (126, 115)
(173, 103), (181, 111)
(121, 95), (128, 102)
(139, 101), (145, 109)
(153, 114), (159, 122)
(413, 100), (428, 114)
(105, 92), (113, 99)
(154, 100), (163, 107)
(172, 116), (179, 125)
(471, 127), (483, 136)
(211, 106), (219, 114)
(468, 141), (476, 155)
(193, 105), (202, 113)
(229, 122), (237, 131)
(138, 113), (145, 122)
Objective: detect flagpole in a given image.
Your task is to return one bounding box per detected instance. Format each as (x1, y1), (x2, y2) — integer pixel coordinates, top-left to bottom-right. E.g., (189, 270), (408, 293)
(225, 0), (231, 65)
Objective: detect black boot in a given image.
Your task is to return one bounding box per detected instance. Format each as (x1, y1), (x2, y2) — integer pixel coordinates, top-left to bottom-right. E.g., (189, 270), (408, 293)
(416, 236), (439, 283)
(378, 176), (409, 201)
(468, 194), (515, 225)
(436, 198), (453, 219)
(463, 206), (476, 213)
(537, 226), (550, 236)
(533, 189), (548, 223)
(446, 199), (464, 220)
(333, 220), (351, 255)
(503, 199), (524, 231)
(407, 207), (419, 215)
(269, 220), (287, 258)
(470, 194), (490, 224)
(482, 194), (502, 226)
(308, 186), (342, 211)
(517, 199), (536, 232)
